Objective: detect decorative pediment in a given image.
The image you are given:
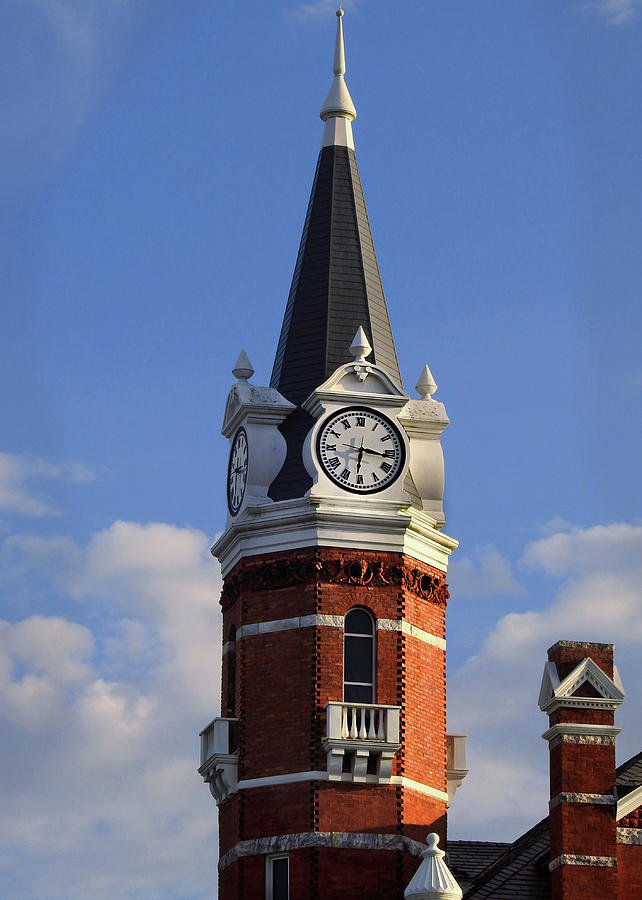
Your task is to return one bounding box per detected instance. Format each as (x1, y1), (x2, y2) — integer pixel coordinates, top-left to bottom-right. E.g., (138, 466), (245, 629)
(539, 658), (625, 713)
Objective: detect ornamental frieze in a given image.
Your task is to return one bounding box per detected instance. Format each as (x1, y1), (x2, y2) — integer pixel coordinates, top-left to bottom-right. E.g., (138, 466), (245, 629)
(220, 554), (449, 608)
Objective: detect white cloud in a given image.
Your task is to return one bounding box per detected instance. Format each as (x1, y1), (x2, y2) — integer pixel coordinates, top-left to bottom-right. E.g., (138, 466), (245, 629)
(583, 0), (641, 25)
(448, 545), (524, 598)
(0, 520), (222, 899)
(0, 452), (96, 517)
(448, 521), (642, 840)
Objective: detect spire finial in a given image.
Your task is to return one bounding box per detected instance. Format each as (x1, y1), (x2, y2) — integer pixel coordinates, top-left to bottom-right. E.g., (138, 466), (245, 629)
(349, 326), (372, 362)
(416, 364), (438, 399)
(232, 349), (254, 382)
(334, 9), (346, 76)
(320, 8), (357, 148)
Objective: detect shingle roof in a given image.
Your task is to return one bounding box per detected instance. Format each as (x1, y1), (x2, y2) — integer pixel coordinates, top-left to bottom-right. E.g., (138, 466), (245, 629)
(269, 144), (401, 501)
(452, 748), (642, 898)
(458, 818), (551, 899)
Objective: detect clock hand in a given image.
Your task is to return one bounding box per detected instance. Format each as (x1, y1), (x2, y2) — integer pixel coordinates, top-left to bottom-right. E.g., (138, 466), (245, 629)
(360, 446), (388, 457)
(356, 437), (364, 474)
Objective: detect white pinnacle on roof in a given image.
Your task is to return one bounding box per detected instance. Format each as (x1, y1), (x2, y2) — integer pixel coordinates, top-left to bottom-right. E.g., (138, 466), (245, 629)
(232, 349), (254, 381)
(404, 833), (463, 900)
(416, 364), (438, 399)
(349, 326), (372, 361)
(320, 9), (357, 149)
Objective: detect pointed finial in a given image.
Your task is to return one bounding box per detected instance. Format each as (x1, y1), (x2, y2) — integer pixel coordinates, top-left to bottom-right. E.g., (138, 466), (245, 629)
(349, 326), (372, 362)
(404, 833), (463, 899)
(416, 364), (437, 399)
(320, 8), (357, 149)
(232, 349), (254, 381)
(334, 9), (346, 76)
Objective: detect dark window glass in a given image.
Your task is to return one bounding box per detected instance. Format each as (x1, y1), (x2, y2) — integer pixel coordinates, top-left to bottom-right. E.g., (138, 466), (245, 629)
(345, 608), (373, 635)
(344, 683), (372, 703)
(272, 857), (289, 900)
(344, 635), (373, 683)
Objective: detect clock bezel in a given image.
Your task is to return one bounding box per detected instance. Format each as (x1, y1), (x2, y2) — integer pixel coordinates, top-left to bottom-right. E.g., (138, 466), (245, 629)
(227, 426), (248, 516)
(315, 405), (406, 495)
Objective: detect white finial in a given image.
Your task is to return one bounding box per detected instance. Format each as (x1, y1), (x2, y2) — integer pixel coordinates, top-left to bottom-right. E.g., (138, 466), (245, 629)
(416, 364), (438, 400)
(320, 9), (356, 149)
(334, 9), (346, 75)
(349, 326), (372, 362)
(232, 349), (254, 381)
(404, 833), (463, 900)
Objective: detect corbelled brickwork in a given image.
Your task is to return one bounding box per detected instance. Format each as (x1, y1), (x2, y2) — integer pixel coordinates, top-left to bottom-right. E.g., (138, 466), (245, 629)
(217, 546), (449, 898)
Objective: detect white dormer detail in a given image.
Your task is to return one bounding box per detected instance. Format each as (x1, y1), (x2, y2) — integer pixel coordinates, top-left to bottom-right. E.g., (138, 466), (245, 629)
(221, 350), (295, 525)
(538, 657), (625, 715)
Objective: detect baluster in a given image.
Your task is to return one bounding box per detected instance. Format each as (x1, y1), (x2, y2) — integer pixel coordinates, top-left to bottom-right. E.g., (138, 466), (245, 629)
(367, 707), (376, 739)
(377, 708), (385, 741)
(349, 706), (358, 739)
(359, 707), (367, 740)
(341, 706), (349, 739)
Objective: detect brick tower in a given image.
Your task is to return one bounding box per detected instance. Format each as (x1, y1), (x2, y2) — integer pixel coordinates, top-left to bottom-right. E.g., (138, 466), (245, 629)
(199, 11), (464, 898)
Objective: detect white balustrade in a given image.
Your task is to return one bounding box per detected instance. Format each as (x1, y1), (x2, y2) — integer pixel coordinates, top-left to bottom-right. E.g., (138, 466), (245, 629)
(328, 702), (399, 744)
(323, 702), (401, 784)
(198, 717), (239, 804)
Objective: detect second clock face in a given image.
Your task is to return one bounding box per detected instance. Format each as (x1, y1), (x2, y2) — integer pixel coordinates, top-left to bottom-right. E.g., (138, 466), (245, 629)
(316, 407), (405, 494)
(227, 427), (248, 515)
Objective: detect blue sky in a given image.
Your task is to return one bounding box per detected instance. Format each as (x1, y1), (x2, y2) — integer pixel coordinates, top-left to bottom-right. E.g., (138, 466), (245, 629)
(1, 1), (641, 897)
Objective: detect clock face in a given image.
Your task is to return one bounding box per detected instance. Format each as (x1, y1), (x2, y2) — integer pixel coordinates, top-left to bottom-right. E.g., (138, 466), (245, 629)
(316, 407), (405, 494)
(227, 427), (248, 515)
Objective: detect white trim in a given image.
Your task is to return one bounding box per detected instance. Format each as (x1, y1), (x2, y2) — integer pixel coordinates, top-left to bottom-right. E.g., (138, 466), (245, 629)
(549, 792), (615, 809)
(212, 497), (458, 577)
(542, 723), (621, 743)
(549, 854), (616, 871)
(617, 784), (642, 821)
(219, 831), (427, 871)
(617, 827), (642, 845)
(265, 853), (289, 900)
(233, 613), (445, 650)
(235, 769), (448, 801)
(378, 619), (446, 651)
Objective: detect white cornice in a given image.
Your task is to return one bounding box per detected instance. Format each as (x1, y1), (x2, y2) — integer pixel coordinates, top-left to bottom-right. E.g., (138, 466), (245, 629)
(617, 784), (642, 821)
(539, 658), (625, 714)
(542, 723), (621, 743)
(212, 497), (457, 577)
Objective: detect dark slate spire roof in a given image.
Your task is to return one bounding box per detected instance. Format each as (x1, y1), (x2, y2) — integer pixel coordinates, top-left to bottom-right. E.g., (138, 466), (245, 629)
(269, 12), (401, 500)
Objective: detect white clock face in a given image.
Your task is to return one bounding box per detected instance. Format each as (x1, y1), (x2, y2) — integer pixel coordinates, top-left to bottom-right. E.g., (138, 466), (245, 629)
(227, 427), (248, 515)
(316, 407), (405, 494)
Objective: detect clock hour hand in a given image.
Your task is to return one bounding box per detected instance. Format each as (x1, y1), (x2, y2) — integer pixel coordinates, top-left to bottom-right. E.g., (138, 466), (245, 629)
(361, 446), (387, 457)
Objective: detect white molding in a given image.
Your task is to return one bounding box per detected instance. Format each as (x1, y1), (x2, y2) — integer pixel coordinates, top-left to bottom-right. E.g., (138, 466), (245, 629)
(549, 854), (616, 871)
(378, 618), (446, 651)
(235, 769), (448, 802)
(617, 827), (642, 845)
(232, 614), (445, 650)
(542, 723), (621, 743)
(617, 784), (642, 821)
(219, 831), (427, 871)
(549, 792), (615, 809)
(212, 497), (458, 577)
(539, 657), (625, 714)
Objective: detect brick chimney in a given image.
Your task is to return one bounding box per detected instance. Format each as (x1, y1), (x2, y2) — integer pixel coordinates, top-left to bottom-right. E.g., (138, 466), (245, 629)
(539, 641), (625, 899)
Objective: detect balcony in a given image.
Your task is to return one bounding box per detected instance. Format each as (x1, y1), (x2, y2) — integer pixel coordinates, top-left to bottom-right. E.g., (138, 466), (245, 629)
(198, 717), (239, 804)
(446, 733), (468, 803)
(322, 702), (401, 783)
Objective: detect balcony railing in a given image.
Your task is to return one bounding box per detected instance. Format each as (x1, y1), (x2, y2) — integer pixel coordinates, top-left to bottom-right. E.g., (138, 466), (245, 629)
(198, 717), (239, 804)
(323, 702), (401, 783)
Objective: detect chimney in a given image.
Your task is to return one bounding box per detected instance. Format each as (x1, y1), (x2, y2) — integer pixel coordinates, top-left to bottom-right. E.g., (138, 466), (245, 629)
(539, 641), (625, 899)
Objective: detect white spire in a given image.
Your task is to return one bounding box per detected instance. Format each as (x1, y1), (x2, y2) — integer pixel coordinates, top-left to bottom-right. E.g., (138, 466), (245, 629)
(404, 833), (463, 900)
(320, 9), (357, 150)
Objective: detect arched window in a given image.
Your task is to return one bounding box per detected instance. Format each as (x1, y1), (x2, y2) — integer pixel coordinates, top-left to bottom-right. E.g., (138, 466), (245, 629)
(343, 608), (375, 703)
(225, 626), (236, 717)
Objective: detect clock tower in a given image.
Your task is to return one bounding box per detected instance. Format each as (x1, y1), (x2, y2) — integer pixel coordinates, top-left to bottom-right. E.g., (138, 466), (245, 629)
(199, 10), (464, 899)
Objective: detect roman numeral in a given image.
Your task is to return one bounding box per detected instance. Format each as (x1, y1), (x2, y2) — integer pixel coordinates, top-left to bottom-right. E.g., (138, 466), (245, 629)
(380, 434), (391, 442)
(328, 457), (340, 469)
(355, 416), (365, 427)
(384, 449), (395, 458)
(371, 472), (380, 483)
(325, 444), (336, 451)
(356, 474), (364, 485)
(330, 430), (340, 438)
(371, 422), (378, 431)
(380, 461), (392, 473)
(340, 419), (351, 430)
(340, 468), (350, 480)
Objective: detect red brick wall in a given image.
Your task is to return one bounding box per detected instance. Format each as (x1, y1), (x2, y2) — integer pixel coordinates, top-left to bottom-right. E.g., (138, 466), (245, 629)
(617, 843), (642, 898)
(217, 546), (449, 898)
(551, 865), (617, 900)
